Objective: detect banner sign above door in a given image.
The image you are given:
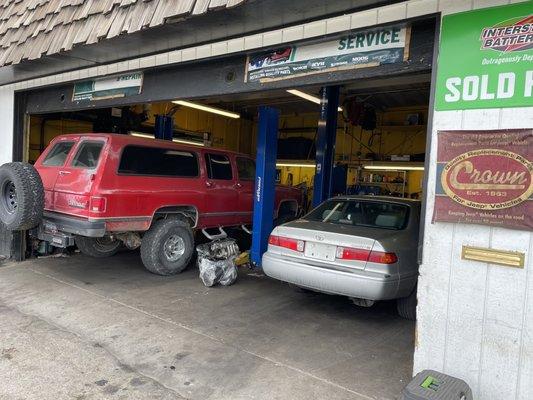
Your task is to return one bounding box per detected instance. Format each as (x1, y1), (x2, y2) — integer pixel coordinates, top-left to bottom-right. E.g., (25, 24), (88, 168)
(245, 24), (410, 83)
(433, 129), (532, 231)
(73, 72), (143, 102)
(435, 2), (533, 110)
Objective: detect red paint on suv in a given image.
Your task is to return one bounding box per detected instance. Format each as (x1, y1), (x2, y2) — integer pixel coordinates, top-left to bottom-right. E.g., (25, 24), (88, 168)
(32, 133), (302, 274)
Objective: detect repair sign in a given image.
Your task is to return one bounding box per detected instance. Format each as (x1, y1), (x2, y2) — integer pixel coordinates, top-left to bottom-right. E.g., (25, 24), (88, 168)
(435, 2), (533, 110)
(433, 129), (533, 230)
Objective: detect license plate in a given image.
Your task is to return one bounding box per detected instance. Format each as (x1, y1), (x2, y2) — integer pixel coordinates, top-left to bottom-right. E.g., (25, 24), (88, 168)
(304, 242), (336, 261)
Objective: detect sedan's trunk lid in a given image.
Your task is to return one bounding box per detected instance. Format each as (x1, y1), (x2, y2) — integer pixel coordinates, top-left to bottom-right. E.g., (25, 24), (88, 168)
(274, 219), (393, 270)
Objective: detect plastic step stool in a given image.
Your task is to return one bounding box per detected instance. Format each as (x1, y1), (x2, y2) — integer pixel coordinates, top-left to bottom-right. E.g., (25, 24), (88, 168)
(401, 370), (473, 400)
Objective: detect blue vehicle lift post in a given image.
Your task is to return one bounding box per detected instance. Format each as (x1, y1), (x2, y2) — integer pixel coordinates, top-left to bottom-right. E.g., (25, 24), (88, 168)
(312, 86), (340, 207)
(250, 106), (279, 267)
(154, 115), (173, 140)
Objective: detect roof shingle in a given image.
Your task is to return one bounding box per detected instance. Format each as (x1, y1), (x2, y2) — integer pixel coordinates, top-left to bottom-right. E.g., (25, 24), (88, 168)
(0, 0), (246, 67)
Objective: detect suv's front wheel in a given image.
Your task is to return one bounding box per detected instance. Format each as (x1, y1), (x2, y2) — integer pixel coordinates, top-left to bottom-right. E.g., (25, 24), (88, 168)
(140, 219), (194, 275)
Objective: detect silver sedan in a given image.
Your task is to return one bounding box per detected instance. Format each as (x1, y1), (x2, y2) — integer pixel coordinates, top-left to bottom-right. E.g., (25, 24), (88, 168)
(262, 196), (420, 319)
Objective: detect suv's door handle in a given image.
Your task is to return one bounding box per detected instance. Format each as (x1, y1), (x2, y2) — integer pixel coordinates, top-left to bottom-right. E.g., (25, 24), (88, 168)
(236, 182), (242, 188)
(206, 181), (213, 187)
(59, 170), (71, 175)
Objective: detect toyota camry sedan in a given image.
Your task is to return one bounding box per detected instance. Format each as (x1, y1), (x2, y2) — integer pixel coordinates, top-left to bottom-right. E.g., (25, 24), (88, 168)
(262, 196), (420, 319)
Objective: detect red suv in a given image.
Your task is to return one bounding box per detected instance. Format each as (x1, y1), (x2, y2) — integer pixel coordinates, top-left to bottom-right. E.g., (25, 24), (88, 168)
(0, 134), (302, 275)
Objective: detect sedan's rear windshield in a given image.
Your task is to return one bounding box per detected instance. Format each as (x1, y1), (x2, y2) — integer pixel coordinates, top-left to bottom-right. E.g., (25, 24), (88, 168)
(304, 199), (409, 230)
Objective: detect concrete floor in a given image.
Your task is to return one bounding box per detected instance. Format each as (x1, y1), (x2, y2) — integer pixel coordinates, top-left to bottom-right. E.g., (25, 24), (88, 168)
(0, 251), (415, 400)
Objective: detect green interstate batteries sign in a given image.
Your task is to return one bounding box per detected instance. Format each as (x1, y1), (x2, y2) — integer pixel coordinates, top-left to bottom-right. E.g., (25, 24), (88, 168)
(435, 2), (533, 110)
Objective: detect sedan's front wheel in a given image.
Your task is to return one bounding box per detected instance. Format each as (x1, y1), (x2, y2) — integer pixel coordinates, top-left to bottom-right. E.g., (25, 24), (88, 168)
(140, 219), (194, 276)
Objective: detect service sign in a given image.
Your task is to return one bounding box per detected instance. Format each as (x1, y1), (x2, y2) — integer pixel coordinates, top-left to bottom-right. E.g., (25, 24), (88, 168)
(73, 72), (143, 101)
(433, 129), (532, 230)
(435, 2), (533, 110)
(246, 24), (410, 82)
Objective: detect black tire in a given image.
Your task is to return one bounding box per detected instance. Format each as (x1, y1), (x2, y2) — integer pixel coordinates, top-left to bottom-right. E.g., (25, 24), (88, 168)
(140, 219), (194, 276)
(76, 236), (121, 258)
(0, 162), (44, 231)
(397, 286), (417, 320)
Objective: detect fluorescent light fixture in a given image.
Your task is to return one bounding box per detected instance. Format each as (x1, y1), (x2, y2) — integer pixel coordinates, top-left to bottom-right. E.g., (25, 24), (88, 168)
(364, 164), (424, 171)
(172, 100), (240, 119)
(129, 132), (205, 147)
(287, 89), (343, 112)
(276, 161), (316, 168)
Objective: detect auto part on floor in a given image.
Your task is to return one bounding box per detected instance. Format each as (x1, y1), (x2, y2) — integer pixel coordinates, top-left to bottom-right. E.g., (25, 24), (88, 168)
(400, 370), (472, 400)
(197, 238), (239, 287)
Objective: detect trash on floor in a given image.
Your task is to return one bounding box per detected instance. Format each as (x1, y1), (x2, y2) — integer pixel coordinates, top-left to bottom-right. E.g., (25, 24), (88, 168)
(197, 238), (240, 287)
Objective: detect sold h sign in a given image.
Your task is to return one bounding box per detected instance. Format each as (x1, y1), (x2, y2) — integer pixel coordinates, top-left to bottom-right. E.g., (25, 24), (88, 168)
(435, 2), (532, 110)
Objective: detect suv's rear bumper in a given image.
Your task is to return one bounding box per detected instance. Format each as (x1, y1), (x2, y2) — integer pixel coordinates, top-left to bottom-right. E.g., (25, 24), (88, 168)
(41, 211), (106, 238)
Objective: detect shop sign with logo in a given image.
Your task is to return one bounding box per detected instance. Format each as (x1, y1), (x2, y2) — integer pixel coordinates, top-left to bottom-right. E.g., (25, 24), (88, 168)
(73, 72), (143, 101)
(435, 2), (533, 110)
(433, 129), (532, 230)
(246, 24), (410, 83)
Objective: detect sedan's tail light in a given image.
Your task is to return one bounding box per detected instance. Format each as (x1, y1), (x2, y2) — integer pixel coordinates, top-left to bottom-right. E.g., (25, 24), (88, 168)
(336, 246), (397, 264)
(268, 235), (305, 252)
(368, 251), (398, 264)
(89, 196), (107, 213)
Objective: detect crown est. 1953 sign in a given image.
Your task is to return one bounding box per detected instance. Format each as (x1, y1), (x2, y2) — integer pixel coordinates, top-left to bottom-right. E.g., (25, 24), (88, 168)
(433, 129), (532, 230)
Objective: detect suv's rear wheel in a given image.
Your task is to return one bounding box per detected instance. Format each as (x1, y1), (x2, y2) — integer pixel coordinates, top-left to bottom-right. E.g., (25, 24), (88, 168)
(76, 236), (121, 258)
(140, 219), (194, 276)
(0, 162), (44, 230)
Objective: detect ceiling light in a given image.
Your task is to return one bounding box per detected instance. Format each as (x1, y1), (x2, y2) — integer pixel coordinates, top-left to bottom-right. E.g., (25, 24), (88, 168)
(129, 132), (205, 146)
(276, 161), (316, 168)
(172, 100), (240, 119)
(287, 89), (343, 112)
(364, 165), (424, 171)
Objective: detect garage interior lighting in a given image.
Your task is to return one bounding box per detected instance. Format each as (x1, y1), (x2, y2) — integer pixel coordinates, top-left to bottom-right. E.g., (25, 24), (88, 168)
(129, 132), (205, 146)
(172, 100), (240, 119)
(276, 161), (316, 168)
(287, 89), (343, 112)
(364, 164), (424, 171)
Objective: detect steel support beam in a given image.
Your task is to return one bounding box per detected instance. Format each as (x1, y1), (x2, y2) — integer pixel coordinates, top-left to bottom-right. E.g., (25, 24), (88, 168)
(312, 86), (340, 207)
(250, 106), (279, 267)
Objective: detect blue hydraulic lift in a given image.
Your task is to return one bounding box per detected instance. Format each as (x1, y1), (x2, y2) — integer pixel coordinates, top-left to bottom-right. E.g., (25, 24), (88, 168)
(250, 87), (340, 266)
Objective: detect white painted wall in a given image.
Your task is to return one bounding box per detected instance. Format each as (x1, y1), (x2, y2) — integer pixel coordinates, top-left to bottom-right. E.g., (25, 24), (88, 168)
(414, 107), (532, 400)
(0, 86), (14, 164)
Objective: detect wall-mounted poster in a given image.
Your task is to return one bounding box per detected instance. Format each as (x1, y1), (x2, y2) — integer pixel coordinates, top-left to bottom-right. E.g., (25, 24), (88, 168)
(246, 24), (410, 83)
(433, 129), (532, 230)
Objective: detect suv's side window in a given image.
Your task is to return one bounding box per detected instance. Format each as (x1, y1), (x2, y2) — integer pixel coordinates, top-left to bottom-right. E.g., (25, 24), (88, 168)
(205, 154), (232, 180)
(42, 141), (75, 166)
(71, 142), (104, 169)
(118, 146), (199, 177)
(236, 157), (255, 180)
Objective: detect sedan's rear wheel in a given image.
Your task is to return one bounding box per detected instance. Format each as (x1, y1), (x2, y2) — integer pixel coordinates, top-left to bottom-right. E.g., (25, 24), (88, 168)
(140, 219), (194, 275)
(76, 236), (121, 258)
(396, 286), (417, 320)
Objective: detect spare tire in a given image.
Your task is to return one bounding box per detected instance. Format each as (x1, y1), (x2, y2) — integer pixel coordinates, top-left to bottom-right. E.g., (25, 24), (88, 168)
(0, 162), (44, 231)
